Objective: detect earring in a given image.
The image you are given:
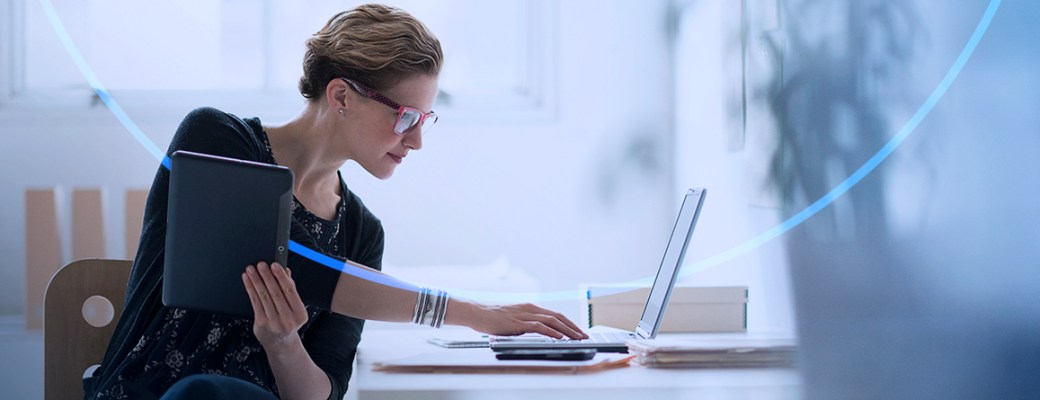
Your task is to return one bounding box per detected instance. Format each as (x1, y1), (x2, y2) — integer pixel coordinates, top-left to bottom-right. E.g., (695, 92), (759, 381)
(338, 108), (345, 115)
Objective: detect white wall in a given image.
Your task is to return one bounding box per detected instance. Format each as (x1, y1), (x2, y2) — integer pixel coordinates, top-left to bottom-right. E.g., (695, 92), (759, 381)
(673, 1), (796, 334)
(0, 1), (680, 323)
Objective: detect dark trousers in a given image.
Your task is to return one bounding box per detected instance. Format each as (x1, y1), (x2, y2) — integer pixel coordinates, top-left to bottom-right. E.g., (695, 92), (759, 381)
(159, 374), (278, 400)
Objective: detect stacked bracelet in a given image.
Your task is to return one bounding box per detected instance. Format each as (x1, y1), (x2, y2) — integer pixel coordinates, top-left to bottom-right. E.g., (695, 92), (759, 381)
(412, 287), (449, 328)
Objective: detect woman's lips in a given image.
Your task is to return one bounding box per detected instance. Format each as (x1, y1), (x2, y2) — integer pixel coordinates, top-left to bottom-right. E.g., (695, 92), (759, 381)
(388, 153), (404, 164)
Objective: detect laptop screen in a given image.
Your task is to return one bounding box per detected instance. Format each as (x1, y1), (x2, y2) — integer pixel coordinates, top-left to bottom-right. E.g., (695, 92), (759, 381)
(636, 188), (706, 338)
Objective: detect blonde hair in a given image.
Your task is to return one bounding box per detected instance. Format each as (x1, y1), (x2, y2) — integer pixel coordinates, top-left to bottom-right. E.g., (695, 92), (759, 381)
(299, 3), (443, 100)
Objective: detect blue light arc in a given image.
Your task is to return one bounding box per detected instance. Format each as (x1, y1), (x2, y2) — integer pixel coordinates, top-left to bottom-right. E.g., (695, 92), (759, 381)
(41, 0), (1002, 303)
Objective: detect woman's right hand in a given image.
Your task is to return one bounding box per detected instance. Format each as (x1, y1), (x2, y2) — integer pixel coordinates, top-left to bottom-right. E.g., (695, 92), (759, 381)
(449, 300), (589, 340)
(242, 262), (309, 351)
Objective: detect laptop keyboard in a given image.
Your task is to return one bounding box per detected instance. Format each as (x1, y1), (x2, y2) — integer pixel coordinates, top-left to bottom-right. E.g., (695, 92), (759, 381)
(552, 332), (637, 343)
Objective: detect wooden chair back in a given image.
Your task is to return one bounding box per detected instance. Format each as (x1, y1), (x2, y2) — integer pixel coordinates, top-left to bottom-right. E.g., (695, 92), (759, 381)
(44, 259), (131, 400)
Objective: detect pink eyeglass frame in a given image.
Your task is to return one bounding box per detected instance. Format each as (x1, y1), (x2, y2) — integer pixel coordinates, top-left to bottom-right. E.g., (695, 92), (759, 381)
(340, 78), (438, 135)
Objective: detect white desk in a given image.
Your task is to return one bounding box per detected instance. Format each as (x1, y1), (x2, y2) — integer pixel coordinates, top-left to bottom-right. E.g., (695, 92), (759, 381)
(354, 328), (801, 400)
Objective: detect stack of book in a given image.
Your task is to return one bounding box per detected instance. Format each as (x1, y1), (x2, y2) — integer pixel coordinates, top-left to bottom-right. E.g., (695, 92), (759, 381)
(627, 337), (798, 368)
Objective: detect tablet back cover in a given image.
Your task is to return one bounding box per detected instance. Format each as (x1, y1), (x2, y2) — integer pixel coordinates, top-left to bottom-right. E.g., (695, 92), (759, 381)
(163, 150), (293, 317)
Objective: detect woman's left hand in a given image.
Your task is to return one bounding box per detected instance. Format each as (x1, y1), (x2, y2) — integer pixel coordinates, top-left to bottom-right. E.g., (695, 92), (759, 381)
(242, 261), (309, 350)
(457, 301), (588, 340)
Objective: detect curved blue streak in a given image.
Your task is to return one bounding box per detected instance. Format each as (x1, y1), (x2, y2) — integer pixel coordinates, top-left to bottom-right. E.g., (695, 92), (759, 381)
(286, 241), (415, 290)
(40, 0), (165, 162)
(43, 0), (1001, 303)
(679, 0), (1002, 281)
(41, 0), (419, 294)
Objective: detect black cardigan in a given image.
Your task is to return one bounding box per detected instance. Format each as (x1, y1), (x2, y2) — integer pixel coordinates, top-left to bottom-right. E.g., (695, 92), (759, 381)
(87, 107), (384, 399)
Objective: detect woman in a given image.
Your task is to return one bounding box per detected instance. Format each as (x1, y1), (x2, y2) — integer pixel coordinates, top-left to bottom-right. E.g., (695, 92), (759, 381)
(87, 4), (586, 399)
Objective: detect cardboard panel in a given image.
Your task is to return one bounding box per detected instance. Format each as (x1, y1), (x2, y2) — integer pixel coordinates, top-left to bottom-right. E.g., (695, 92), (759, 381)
(72, 189), (105, 260)
(26, 189), (62, 330)
(587, 286), (749, 333)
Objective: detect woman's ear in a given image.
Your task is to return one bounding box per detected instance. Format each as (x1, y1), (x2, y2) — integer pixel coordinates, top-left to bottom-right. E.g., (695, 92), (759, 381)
(325, 78), (351, 113)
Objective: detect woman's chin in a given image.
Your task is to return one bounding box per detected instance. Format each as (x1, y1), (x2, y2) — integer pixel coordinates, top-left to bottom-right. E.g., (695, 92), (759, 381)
(363, 164), (396, 180)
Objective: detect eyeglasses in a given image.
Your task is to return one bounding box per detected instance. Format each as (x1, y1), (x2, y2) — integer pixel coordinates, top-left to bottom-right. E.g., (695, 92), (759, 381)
(341, 78), (438, 135)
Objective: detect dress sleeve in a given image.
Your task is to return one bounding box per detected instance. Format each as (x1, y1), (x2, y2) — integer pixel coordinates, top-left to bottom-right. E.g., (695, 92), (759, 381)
(291, 193), (386, 310)
(300, 211), (386, 399)
(301, 313), (365, 400)
(358, 222), (385, 272)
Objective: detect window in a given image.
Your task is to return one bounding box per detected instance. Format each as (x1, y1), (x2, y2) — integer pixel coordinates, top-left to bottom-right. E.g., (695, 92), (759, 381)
(7, 0), (555, 117)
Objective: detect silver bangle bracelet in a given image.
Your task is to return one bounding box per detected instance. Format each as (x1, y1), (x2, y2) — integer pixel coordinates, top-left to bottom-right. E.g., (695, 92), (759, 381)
(434, 291), (450, 328)
(412, 287), (449, 328)
(422, 289), (441, 327)
(412, 287), (426, 324)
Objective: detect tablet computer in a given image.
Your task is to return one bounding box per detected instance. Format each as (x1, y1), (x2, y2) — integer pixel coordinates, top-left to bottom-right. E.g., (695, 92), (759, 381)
(163, 150), (293, 317)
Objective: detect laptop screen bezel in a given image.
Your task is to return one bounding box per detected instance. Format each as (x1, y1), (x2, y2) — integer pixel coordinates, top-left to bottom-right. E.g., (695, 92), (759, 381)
(635, 188), (706, 339)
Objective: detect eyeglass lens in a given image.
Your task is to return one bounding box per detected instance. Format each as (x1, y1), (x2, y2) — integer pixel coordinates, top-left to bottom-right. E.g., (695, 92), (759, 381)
(395, 110), (438, 134)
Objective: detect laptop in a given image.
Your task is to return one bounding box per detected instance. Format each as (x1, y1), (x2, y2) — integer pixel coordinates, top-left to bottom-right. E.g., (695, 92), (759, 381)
(490, 188), (707, 353)
(163, 150), (294, 317)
